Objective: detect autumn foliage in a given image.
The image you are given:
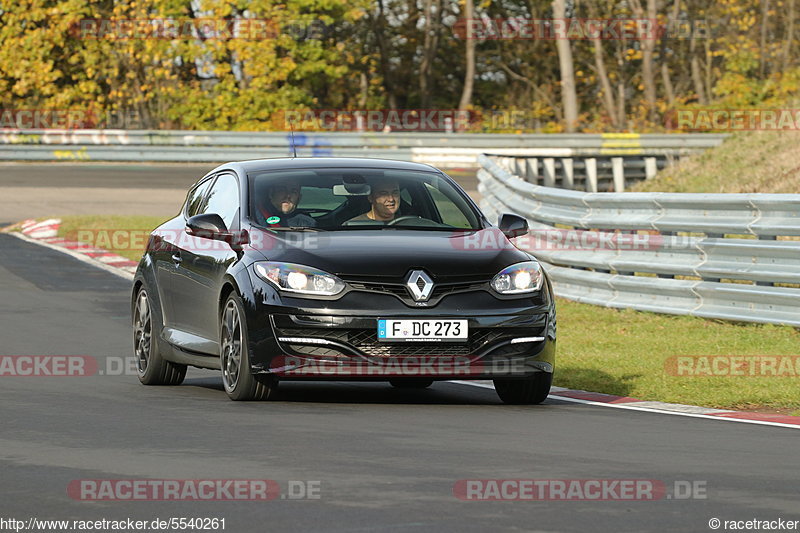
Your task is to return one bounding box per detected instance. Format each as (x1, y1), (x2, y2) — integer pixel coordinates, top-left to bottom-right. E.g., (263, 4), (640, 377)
(0, 0), (798, 132)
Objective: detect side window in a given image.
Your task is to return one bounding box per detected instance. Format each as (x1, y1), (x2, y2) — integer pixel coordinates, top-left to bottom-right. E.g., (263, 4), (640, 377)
(185, 178), (214, 218)
(204, 173), (240, 229)
(424, 183), (471, 228)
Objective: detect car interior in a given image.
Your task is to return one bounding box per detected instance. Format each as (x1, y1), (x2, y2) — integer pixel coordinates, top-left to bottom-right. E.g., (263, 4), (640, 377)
(248, 169), (455, 228)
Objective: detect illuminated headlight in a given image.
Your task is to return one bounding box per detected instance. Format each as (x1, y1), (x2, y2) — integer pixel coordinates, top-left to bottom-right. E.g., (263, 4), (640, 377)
(491, 261), (543, 294)
(254, 262), (345, 296)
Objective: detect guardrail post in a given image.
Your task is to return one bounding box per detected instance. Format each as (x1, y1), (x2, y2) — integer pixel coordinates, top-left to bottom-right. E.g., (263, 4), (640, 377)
(562, 158), (574, 190)
(612, 157), (625, 192)
(645, 157), (658, 180)
(585, 158), (598, 192)
(513, 158), (525, 179)
(525, 158), (538, 184)
(543, 158), (556, 187)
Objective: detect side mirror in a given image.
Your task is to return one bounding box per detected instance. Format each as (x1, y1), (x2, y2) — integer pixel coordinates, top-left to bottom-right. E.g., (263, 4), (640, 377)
(186, 213), (228, 237)
(498, 213), (528, 239)
(186, 214), (250, 250)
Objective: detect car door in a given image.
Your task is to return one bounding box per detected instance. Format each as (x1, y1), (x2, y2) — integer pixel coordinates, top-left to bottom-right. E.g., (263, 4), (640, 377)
(171, 172), (241, 346)
(156, 176), (215, 331)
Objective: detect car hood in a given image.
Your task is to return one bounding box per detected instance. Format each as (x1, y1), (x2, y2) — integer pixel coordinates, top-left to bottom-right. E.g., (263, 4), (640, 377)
(247, 228), (531, 279)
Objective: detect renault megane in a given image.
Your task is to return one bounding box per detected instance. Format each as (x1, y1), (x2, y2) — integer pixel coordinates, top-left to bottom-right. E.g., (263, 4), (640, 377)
(131, 158), (556, 403)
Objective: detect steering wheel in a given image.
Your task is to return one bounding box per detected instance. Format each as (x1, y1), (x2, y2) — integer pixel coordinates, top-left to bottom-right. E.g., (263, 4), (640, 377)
(387, 215), (425, 226)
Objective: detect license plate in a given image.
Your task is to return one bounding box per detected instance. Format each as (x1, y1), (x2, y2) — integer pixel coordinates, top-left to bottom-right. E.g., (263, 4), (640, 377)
(377, 319), (468, 342)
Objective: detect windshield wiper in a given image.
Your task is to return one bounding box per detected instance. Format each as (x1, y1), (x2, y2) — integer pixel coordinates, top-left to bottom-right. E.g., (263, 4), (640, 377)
(298, 225), (480, 232)
(379, 225), (478, 231)
(267, 226), (325, 232)
(330, 225), (389, 231)
(329, 225), (477, 232)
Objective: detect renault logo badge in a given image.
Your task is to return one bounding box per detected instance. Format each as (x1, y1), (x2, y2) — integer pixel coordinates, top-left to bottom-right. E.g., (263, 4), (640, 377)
(406, 270), (434, 302)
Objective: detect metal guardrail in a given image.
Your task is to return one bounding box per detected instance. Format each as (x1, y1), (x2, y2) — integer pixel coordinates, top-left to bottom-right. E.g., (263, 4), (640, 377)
(478, 154), (800, 327)
(489, 154), (668, 191)
(0, 130), (727, 169)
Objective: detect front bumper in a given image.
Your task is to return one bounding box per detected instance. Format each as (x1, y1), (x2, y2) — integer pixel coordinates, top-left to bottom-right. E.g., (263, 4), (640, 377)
(244, 280), (557, 380)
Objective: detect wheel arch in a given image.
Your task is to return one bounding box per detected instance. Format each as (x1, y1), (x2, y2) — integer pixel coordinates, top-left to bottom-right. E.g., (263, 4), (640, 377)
(131, 278), (144, 318)
(218, 274), (243, 315)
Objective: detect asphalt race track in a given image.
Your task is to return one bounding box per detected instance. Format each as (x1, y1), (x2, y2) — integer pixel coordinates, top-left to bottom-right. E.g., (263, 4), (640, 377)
(1, 231), (799, 532)
(0, 163), (227, 223)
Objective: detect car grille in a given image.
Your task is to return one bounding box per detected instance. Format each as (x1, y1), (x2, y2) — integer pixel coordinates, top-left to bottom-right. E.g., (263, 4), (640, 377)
(343, 276), (488, 304)
(276, 327), (530, 358)
(346, 282), (408, 299)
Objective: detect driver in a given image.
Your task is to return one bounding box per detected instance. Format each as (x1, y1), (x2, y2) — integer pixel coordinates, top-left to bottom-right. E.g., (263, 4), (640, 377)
(259, 177), (316, 227)
(348, 179), (401, 223)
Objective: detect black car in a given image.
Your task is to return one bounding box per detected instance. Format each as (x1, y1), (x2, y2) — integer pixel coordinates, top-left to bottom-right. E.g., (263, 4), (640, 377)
(131, 158), (556, 403)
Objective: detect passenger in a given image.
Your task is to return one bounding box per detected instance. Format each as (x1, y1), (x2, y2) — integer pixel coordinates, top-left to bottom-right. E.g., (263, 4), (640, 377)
(348, 179), (401, 223)
(259, 177), (316, 227)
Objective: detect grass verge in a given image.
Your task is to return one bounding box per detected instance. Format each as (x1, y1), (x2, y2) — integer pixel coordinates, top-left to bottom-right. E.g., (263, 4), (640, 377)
(16, 215), (800, 413)
(632, 131), (800, 193)
(57, 215), (168, 262)
(555, 299), (799, 413)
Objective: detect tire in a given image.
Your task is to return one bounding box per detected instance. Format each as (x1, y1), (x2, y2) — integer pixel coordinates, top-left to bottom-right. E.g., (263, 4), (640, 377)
(389, 379), (434, 389)
(220, 293), (277, 401)
(133, 286), (187, 386)
(493, 372), (553, 405)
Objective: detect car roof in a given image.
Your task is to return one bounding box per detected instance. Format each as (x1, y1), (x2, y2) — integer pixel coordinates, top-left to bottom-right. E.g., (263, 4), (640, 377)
(208, 157), (441, 177)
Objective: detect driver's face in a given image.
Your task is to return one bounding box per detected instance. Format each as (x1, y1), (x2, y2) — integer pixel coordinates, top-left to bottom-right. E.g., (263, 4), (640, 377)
(269, 180), (301, 214)
(369, 181), (400, 220)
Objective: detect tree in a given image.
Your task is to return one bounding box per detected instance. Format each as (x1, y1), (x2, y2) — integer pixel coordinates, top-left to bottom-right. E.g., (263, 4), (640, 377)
(631, 0), (658, 123)
(552, 0), (578, 132)
(457, 0), (476, 112)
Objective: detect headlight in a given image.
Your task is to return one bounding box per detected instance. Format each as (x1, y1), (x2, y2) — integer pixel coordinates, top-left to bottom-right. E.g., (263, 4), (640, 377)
(491, 261), (543, 294)
(254, 262), (345, 296)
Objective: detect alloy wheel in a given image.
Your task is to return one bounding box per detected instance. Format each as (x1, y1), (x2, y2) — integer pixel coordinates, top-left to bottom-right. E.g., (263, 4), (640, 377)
(133, 291), (152, 374)
(221, 300), (242, 392)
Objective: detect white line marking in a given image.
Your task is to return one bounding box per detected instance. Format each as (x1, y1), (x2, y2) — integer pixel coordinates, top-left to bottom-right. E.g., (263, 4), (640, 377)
(449, 380), (800, 430)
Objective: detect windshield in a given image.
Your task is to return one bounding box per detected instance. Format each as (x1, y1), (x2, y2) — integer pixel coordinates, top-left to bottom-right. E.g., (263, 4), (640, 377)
(248, 168), (482, 231)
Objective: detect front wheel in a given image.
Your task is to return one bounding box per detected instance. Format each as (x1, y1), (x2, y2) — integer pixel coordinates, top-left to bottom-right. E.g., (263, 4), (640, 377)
(220, 293), (277, 401)
(493, 372), (553, 405)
